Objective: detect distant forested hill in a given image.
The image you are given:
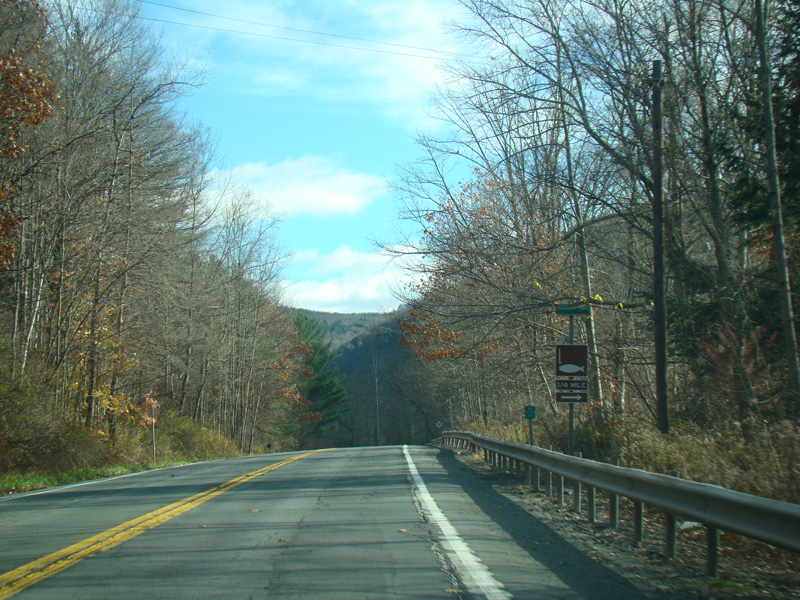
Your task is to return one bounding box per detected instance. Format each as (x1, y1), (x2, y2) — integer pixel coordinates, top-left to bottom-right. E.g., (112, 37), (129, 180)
(295, 309), (396, 349)
(290, 307), (447, 448)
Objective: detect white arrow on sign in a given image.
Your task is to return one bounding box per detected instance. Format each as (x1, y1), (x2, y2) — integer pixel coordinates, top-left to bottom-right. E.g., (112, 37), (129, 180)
(556, 391), (588, 403)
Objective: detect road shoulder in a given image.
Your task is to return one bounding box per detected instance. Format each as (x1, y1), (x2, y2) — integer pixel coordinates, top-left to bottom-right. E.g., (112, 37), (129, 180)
(444, 447), (799, 600)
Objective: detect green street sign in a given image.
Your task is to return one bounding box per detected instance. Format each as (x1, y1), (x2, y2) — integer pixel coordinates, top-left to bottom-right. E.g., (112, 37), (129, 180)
(524, 406), (536, 420)
(555, 306), (589, 315)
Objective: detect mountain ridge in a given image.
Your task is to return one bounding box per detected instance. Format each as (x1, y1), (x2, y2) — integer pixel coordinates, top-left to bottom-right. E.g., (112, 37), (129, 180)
(293, 308), (397, 349)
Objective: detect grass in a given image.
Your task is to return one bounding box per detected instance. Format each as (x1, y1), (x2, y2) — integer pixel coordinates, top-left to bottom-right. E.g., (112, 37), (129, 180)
(0, 461), (190, 496)
(707, 579), (746, 590)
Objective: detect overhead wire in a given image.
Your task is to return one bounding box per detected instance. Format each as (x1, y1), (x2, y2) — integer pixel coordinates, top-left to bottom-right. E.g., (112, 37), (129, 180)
(137, 0), (459, 61)
(140, 0), (458, 56)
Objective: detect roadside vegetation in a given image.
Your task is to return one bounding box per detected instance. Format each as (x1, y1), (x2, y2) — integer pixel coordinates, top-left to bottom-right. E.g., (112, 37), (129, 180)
(2, 0), (799, 506)
(377, 0), (800, 503)
(0, 0), (350, 493)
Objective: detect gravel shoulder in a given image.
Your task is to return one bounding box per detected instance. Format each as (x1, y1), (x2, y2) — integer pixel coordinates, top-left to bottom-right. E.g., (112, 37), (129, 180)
(448, 448), (799, 599)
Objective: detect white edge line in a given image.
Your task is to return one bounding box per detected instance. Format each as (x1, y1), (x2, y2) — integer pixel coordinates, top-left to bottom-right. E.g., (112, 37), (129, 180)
(403, 445), (512, 600)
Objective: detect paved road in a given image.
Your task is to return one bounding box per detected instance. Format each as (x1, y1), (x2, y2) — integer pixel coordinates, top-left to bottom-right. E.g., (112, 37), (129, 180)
(0, 446), (651, 599)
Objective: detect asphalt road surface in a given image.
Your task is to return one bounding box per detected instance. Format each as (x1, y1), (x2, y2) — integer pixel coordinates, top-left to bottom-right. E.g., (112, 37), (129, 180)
(0, 446), (653, 599)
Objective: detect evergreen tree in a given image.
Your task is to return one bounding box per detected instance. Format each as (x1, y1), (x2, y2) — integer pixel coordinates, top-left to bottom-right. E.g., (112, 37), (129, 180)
(776, 0), (800, 226)
(294, 314), (351, 441)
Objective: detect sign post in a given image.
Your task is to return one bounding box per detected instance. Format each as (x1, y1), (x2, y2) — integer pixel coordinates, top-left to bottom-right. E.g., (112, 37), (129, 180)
(555, 307), (589, 456)
(524, 405), (536, 446)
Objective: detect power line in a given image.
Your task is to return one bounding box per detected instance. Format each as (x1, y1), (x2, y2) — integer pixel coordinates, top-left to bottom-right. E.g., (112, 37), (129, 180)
(138, 0), (457, 60)
(137, 15), (443, 59)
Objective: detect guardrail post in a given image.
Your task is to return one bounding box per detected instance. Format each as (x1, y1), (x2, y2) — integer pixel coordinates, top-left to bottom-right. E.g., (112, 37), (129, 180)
(483, 448), (488, 462)
(665, 470), (678, 559)
(557, 474), (564, 505)
(573, 452), (582, 513)
(545, 468), (552, 497)
(634, 501), (644, 545)
(525, 463), (532, 485)
(588, 485), (596, 523)
(609, 490), (619, 529)
(533, 465), (541, 492)
(706, 526), (719, 578)
(666, 513), (677, 559)
(609, 459), (619, 529)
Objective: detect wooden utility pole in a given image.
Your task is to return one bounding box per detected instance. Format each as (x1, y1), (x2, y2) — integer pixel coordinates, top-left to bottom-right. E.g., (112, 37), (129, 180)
(652, 60), (669, 434)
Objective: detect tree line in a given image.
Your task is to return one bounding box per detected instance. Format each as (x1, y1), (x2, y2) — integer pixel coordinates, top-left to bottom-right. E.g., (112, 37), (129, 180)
(0, 0), (347, 471)
(391, 0), (800, 468)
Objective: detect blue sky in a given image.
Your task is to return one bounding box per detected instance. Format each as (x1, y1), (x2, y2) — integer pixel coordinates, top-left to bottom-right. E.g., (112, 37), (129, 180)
(137, 0), (469, 313)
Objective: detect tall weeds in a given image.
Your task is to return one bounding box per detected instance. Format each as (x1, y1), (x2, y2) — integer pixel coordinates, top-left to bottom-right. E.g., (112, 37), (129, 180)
(467, 415), (800, 503)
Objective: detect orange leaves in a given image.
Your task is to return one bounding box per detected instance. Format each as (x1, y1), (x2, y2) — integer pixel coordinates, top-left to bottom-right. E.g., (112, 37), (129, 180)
(0, 1), (55, 269)
(397, 309), (463, 362)
(298, 411), (323, 423)
(0, 44), (54, 160)
(0, 203), (19, 269)
(140, 391), (159, 426)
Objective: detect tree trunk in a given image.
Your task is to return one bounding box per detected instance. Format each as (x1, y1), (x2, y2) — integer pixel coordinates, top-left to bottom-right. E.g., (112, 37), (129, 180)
(755, 0), (800, 405)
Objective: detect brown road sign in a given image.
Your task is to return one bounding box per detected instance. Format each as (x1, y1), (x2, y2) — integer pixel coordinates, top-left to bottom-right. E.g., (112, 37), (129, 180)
(556, 344), (588, 377)
(556, 380), (588, 390)
(556, 391), (588, 403)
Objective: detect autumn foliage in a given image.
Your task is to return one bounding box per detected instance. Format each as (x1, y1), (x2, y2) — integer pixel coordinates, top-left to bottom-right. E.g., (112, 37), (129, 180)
(0, 0), (53, 269)
(0, 1), (328, 477)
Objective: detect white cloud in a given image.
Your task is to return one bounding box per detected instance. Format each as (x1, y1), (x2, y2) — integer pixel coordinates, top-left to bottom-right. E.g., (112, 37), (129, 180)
(161, 0), (462, 129)
(283, 276), (395, 314)
(282, 244), (419, 313)
(217, 157), (388, 218)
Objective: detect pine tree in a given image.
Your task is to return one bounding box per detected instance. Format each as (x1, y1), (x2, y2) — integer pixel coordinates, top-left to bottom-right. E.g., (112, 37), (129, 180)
(294, 314), (351, 440)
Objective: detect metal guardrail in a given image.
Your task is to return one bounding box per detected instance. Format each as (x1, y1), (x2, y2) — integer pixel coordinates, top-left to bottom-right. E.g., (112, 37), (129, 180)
(436, 431), (800, 576)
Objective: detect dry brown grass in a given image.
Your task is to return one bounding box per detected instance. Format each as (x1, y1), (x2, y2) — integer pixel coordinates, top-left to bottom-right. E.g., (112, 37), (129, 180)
(466, 415), (800, 503)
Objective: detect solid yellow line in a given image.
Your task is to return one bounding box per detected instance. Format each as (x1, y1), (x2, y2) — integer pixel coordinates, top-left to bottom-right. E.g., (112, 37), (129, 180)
(0, 450), (322, 599)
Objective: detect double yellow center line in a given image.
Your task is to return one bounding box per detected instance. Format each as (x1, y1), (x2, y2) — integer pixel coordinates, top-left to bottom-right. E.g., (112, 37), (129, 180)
(0, 450), (321, 599)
